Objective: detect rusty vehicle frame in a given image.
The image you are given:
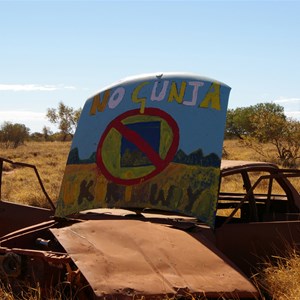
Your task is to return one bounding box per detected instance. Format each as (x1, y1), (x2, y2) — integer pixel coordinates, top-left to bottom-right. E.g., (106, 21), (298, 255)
(215, 160), (300, 275)
(0, 73), (300, 299)
(0, 157), (299, 299)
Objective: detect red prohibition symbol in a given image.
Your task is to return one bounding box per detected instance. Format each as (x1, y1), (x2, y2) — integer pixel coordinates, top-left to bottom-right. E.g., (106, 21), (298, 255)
(96, 108), (179, 185)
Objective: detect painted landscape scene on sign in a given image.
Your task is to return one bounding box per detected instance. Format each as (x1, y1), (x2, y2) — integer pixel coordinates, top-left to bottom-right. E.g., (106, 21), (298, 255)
(56, 73), (231, 227)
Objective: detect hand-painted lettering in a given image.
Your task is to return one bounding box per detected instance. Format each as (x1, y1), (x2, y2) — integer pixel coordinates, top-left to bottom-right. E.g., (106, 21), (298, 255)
(168, 81), (186, 104)
(108, 87), (125, 109)
(132, 81), (150, 114)
(183, 81), (204, 106)
(199, 82), (221, 110)
(90, 80), (222, 116)
(150, 80), (169, 101)
(89, 89), (110, 115)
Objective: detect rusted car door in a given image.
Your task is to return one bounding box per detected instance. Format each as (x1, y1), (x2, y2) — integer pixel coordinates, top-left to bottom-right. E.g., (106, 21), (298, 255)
(215, 220), (300, 275)
(0, 158), (54, 237)
(215, 166), (300, 275)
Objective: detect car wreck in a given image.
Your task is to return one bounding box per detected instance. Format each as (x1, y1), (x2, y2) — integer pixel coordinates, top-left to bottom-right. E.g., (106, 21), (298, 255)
(0, 73), (299, 299)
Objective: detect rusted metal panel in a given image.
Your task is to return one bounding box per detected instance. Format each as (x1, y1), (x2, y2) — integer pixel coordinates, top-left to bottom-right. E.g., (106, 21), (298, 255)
(0, 201), (52, 237)
(0, 247), (73, 296)
(220, 160), (280, 176)
(51, 219), (258, 298)
(0, 220), (57, 249)
(216, 220), (300, 275)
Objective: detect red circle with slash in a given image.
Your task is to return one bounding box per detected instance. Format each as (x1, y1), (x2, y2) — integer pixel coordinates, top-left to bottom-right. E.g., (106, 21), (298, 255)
(96, 108), (179, 185)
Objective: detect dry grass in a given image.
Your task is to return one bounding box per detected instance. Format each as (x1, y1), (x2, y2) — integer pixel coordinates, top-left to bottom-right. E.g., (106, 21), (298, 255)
(223, 139), (290, 165)
(1, 139), (298, 208)
(0, 281), (81, 300)
(0, 141), (70, 207)
(0, 283), (41, 300)
(223, 139), (300, 192)
(0, 140), (299, 299)
(255, 250), (300, 300)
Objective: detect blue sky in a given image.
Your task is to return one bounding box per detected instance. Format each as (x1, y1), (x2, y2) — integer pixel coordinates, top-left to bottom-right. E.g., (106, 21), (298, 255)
(0, 0), (299, 133)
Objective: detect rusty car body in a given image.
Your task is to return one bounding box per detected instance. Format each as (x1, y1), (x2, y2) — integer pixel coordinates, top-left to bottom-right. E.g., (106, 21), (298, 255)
(0, 73), (299, 299)
(216, 160), (300, 275)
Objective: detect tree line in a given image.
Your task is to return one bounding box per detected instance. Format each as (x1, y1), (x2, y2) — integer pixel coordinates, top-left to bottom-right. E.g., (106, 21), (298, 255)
(1, 101), (299, 167)
(0, 102), (82, 147)
(226, 102), (300, 167)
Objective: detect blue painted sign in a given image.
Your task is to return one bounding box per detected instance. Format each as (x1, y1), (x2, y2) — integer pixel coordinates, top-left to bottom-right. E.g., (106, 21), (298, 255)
(55, 73), (231, 227)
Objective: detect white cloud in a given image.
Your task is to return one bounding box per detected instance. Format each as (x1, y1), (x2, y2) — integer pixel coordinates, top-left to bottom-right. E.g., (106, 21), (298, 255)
(274, 97), (300, 104)
(0, 111), (46, 122)
(0, 84), (76, 92)
(285, 111), (300, 119)
(0, 111), (57, 132)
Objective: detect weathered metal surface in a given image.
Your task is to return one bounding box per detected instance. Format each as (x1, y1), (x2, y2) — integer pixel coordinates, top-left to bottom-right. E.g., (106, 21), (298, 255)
(216, 220), (300, 275)
(2, 69), (300, 300)
(51, 219), (258, 298)
(217, 160), (300, 276)
(56, 73), (231, 228)
(221, 160), (279, 171)
(0, 246), (72, 290)
(0, 220), (57, 248)
(0, 201), (52, 237)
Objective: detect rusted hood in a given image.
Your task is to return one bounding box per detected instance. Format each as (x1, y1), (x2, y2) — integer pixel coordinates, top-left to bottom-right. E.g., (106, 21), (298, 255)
(51, 219), (258, 299)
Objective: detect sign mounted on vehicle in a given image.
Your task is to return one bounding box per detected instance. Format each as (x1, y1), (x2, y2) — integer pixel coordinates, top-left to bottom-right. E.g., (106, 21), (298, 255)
(56, 73), (231, 227)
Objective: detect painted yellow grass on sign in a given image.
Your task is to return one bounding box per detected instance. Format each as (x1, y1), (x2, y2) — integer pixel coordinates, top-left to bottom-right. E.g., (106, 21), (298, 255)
(57, 162), (220, 225)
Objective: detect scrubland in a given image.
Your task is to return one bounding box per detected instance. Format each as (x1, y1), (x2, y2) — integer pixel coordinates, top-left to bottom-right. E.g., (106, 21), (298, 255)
(0, 139), (299, 299)
(0, 141), (70, 207)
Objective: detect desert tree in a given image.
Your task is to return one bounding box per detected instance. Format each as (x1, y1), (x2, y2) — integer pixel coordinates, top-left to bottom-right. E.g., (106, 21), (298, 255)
(0, 122), (30, 148)
(226, 102), (300, 167)
(226, 103), (286, 140)
(226, 107), (256, 139)
(42, 126), (53, 141)
(46, 102), (81, 141)
(250, 114), (300, 167)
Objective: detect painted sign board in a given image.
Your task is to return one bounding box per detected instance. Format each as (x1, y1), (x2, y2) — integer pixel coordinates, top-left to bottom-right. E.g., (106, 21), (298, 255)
(55, 73), (231, 227)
